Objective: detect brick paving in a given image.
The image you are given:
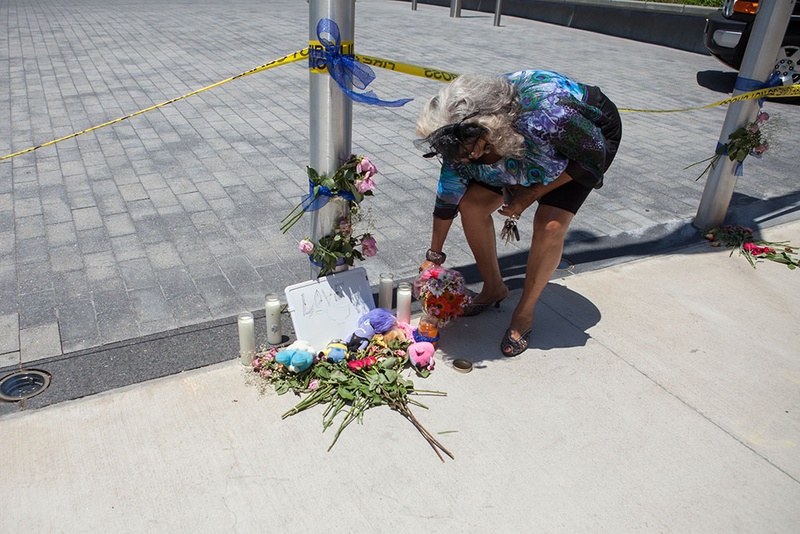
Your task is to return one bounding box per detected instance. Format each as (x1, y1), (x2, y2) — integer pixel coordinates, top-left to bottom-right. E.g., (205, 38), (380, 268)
(1, 0), (798, 368)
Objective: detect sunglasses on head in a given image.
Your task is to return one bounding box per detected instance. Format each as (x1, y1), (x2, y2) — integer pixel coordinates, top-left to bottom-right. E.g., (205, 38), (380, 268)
(421, 112), (485, 161)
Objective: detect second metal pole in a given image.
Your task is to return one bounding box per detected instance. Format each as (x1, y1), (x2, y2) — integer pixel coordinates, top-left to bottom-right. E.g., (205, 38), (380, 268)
(694, 0), (795, 230)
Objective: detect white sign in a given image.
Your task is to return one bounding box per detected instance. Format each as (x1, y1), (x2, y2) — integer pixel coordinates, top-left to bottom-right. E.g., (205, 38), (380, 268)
(284, 268), (375, 351)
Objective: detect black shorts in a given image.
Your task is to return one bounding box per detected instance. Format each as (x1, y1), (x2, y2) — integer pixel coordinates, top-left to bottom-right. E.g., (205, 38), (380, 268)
(540, 86), (622, 214)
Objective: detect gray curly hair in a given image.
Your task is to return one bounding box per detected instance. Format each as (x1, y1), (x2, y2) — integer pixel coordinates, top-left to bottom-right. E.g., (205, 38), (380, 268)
(416, 74), (524, 157)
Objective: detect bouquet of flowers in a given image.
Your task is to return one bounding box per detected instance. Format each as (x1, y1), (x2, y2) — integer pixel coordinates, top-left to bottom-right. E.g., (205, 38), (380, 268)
(298, 215), (377, 276)
(413, 266), (471, 326)
(282, 154), (380, 278)
(251, 335), (453, 461)
(704, 225), (799, 270)
(281, 154), (377, 233)
(688, 111), (772, 181)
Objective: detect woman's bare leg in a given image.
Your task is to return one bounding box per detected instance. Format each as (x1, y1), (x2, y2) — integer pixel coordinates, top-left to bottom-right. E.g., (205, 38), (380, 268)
(458, 184), (509, 303)
(508, 204), (574, 340)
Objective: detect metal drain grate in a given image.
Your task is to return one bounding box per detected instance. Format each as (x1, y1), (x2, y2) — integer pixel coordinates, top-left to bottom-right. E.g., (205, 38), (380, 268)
(0, 369), (52, 402)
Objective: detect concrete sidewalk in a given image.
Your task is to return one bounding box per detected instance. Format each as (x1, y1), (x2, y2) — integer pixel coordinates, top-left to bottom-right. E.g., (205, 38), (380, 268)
(2, 220), (797, 532)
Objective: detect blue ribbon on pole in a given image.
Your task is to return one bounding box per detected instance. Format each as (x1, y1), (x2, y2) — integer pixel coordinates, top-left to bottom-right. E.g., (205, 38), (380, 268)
(312, 18), (412, 107)
(300, 180), (357, 212)
(733, 72), (782, 107)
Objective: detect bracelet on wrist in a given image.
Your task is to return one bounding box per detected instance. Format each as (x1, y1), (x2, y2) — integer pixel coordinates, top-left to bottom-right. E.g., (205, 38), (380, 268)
(425, 249), (446, 265)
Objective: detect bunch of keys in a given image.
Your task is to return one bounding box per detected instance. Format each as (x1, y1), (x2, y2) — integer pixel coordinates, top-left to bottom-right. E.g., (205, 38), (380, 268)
(500, 216), (520, 243)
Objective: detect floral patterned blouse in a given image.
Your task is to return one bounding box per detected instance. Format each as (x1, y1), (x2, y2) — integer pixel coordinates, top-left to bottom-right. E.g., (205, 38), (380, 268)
(433, 70), (607, 219)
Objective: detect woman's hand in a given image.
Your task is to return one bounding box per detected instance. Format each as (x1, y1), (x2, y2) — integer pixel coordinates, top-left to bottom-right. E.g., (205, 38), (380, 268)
(419, 259), (437, 273)
(497, 184), (544, 219)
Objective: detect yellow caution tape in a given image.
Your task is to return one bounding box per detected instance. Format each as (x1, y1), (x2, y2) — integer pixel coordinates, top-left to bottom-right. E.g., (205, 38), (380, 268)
(2, 44), (797, 162)
(354, 54), (459, 83)
(309, 40), (354, 73)
(618, 84), (800, 112)
(1, 49), (309, 161)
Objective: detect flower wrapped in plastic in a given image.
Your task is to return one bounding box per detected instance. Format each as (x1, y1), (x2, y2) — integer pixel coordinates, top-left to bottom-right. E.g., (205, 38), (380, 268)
(413, 266), (471, 326)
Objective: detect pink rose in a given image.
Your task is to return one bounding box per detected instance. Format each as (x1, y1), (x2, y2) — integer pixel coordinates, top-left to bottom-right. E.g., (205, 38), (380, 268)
(356, 156), (378, 179)
(308, 379), (319, 391)
(361, 236), (378, 257)
(743, 243), (772, 256)
(753, 143), (768, 155)
(355, 176), (375, 193)
(755, 112), (769, 124)
(298, 239), (314, 255)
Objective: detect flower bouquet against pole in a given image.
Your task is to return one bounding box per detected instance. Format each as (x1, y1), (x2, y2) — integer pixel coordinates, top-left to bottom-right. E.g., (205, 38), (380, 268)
(281, 155), (379, 277)
(687, 111), (774, 181)
(412, 266), (471, 344)
(297, 215), (377, 276)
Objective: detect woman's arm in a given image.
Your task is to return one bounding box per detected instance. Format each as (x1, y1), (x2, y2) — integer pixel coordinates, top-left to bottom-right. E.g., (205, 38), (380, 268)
(497, 171), (572, 219)
(420, 216), (454, 271)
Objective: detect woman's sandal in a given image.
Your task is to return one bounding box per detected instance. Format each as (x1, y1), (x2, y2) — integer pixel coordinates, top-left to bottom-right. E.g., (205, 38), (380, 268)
(500, 328), (532, 357)
(461, 298), (504, 317)
(461, 288), (508, 317)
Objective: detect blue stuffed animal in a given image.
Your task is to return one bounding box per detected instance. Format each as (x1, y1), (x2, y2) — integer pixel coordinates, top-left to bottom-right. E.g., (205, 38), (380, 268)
(275, 340), (316, 373)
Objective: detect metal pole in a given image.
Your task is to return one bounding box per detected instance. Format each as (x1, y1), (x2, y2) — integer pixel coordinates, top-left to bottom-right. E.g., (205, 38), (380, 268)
(450, 0), (462, 18)
(693, 0), (795, 230)
(494, 0), (503, 26)
(309, 0), (355, 277)
(412, 0), (418, 10)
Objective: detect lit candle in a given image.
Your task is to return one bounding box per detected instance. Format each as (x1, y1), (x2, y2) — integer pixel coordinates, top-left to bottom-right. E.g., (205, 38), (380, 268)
(238, 312), (255, 365)
(265, 294), (282, 345)
(396, 282), (412, 324)
(378, 273), (394, 309)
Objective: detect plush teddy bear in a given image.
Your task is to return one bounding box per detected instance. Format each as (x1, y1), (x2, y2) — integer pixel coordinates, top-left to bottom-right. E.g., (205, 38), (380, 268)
(319, 340), (348, 363)
(381, 326), (409, 344)
(407, 341), (435, 371)
(275, 340), (316, 373)
(347, 308), (398, 352)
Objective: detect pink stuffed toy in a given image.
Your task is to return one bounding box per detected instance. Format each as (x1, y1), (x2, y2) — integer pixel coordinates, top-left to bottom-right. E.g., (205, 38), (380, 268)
(407, 341), (435, 371)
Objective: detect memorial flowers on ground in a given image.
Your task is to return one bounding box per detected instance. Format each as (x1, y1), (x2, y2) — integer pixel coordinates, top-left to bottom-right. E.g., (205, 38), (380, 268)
(251, 330), (454, 461)
(704, 224), (799, 269)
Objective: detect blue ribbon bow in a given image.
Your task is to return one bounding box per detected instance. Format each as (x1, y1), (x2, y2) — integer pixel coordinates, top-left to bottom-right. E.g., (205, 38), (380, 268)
(300, 180), (357, 212)
(311, 18), (412, 107)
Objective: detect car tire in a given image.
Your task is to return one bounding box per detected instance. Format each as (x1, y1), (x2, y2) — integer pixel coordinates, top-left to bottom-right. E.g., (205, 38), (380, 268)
(774, 40), (800, 86)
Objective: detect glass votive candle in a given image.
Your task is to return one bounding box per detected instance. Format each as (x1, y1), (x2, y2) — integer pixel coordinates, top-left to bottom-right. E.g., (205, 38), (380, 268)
(238, 312), (255, 365)
(265, 294), (282, 345)
(396, 282), (412, 324)
(378, 273), (394, 309)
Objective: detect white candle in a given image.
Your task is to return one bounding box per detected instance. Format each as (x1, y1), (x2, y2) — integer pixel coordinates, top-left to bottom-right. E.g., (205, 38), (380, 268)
(396, 282), (412, 324)
(238, 312), (255, 366)
(378, 273), (394, 310)
(265, 294), (282, 345)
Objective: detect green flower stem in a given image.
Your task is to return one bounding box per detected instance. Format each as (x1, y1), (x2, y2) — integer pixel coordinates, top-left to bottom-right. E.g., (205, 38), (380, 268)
(279, 206), (306, 234)
(282, 384), (334, 418)
(327, 397), (366, 451)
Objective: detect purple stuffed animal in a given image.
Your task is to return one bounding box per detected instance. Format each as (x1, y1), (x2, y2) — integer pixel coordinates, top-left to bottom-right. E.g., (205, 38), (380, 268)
(347, 308), (397, 352)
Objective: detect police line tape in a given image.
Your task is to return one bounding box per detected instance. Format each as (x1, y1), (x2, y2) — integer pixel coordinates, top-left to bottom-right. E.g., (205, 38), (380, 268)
(617, 84), (800, 113)
(1, 47), (797, 161)
(0, 49), (310, 161)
